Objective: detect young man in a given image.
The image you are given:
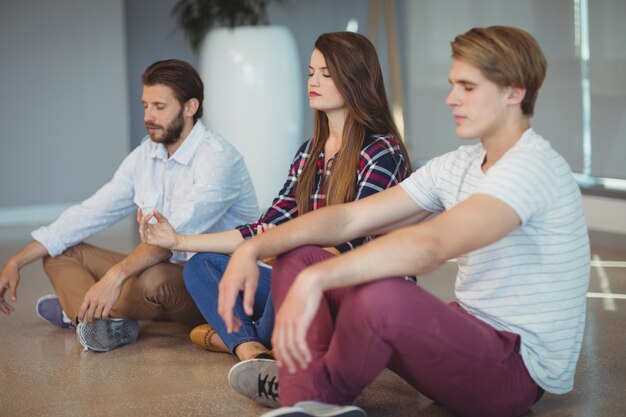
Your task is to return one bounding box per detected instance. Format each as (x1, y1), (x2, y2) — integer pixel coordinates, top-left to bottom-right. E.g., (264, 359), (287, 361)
(218, 26), (590, 417)
(0, 59), (259, 352)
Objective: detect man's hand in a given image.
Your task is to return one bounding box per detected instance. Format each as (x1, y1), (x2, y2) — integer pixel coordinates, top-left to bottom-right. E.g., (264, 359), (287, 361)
(217, 245), (261, 334)
(271, 270), (323, 374)
(138, 208), (180, 250)
(0, 260), (20, 315)
(0, 241), (49, 316)
(77, 273), (124, 323)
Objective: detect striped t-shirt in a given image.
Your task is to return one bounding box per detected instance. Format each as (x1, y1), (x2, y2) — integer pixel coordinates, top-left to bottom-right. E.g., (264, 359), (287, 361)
(400, 128), (590, 394)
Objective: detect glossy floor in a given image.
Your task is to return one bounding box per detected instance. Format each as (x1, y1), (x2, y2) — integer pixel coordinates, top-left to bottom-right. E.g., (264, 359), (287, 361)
(1, 221), (624, 417)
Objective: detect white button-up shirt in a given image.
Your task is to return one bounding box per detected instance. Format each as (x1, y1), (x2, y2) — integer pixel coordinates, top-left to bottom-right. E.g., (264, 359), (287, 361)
(32, 121), (259, 262)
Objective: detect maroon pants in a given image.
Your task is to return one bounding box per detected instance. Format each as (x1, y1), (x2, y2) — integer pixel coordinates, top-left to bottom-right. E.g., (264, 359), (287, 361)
(271, 246), (542, 417)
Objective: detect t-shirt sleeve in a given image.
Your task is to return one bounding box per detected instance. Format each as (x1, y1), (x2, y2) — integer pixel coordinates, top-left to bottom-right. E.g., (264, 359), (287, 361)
(400, 155), (446, 214)
(475, 149), (558, 224)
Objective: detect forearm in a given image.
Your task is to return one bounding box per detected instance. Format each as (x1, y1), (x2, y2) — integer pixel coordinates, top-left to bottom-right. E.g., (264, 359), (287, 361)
(174, 229), (244, 253)
(241, 187), (428, 261)
(309, 223), (445, 292)
(106, 243), (172, 283)
(8, 241), (49, 269)
(305, 194), (522, 292)
(241, 204), (354, 261)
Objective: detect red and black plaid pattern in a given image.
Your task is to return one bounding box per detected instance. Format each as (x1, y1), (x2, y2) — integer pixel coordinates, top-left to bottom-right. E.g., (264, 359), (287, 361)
(236, 134), (410, 252)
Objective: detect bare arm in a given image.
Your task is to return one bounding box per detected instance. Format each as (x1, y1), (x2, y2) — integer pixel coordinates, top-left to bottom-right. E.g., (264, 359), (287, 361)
(0, 241), (49, 315)
(217, 186), (429, 331)
(81, 208), (279, 323)
(138, 209), (244, 253)
(234, 186), (429, 262)
(304, 194), (519, 289)
(273, 194), (521, 372)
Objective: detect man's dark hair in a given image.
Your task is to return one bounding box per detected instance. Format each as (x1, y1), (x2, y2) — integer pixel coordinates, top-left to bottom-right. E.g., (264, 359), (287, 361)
(142, 59), (204, 123)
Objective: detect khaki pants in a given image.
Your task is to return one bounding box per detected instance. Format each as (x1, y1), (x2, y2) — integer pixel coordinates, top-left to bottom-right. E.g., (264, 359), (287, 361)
(42, 243), (204, 327)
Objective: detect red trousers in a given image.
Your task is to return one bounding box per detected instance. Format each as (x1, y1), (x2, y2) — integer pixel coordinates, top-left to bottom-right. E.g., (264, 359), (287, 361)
(271, 246), (542, 417)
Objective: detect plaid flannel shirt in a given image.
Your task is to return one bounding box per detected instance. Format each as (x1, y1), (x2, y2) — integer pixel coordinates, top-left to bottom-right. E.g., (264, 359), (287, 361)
(236, 133), (410, 253)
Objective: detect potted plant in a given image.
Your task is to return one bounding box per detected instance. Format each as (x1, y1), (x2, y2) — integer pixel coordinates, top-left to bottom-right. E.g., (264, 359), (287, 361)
(172, 0), (282, 51)
(172, 0), (302, 209)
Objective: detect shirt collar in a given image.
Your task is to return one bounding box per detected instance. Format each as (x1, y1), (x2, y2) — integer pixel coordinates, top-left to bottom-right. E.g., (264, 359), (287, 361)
(147, 120), (206, 165)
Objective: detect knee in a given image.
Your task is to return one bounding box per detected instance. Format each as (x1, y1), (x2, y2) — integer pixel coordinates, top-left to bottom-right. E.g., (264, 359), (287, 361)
(42, 243), (87, 269)
(272, 246), (333, 306)
(183, 253), (204, 288)
(42, 254), (53, 269)
(344, 279), (414, 328)
(183, 252), (228, 290)
(273, 246), (329, 285)
(138, 266), (172, 291)
(348, 281), (389, 310)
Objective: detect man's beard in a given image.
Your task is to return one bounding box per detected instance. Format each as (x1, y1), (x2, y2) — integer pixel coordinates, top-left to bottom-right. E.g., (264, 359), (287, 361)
(145, 109), (185, 146)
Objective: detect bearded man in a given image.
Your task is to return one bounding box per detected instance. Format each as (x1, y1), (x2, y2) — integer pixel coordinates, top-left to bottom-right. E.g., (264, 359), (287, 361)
(0, 59), (259, 352)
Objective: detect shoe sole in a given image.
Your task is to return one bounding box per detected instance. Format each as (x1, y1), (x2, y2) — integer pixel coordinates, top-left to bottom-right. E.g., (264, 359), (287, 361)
(261, 406), (366, 417)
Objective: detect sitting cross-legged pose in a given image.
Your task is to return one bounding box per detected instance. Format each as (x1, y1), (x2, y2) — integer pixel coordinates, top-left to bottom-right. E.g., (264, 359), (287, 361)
(218, 26), (591, 417)
(139, 31), (412, 406)
(0, 59), (259, 352)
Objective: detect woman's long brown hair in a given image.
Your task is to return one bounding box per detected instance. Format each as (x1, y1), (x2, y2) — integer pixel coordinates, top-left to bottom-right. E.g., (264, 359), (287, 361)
(295, 32), (412, 214)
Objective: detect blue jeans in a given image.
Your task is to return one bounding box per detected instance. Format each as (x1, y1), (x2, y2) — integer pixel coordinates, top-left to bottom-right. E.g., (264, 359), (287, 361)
(183, 252), (274, 353)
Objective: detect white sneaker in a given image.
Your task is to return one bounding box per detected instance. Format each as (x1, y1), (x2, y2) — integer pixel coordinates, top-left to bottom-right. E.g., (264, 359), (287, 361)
(260, 401), (366, 417)
(228, 358), (279, 408)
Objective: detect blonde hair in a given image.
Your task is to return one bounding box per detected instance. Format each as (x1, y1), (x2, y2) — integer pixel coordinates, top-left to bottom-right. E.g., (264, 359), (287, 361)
(451, 26), (547, 116)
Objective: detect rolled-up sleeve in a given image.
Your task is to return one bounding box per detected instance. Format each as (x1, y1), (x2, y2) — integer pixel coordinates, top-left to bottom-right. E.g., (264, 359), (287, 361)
(31, 150), (138, 257)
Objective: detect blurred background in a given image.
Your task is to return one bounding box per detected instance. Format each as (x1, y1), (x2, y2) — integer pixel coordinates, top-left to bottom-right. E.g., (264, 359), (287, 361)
(1, 0), (624, 246)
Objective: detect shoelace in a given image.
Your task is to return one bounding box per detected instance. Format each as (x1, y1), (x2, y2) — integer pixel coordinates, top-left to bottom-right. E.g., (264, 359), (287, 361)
(257, 373), (279, 401)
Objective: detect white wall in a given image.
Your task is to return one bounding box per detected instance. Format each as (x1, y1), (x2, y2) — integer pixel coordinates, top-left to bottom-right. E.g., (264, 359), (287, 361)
(124, 0), (197, 149)
(1, 0), (624, 241)
(0, 0), (129, 217)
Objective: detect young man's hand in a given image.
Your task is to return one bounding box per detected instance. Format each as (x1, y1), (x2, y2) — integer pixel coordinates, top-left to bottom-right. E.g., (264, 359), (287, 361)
(271, 269), (323, 373)
(217, 244), (260, 334)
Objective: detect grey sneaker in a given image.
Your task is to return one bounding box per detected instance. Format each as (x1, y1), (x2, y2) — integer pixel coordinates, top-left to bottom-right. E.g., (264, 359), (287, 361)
(76, 318), (139, 352)
(261, 401), (366, 417)
(228, 358), (279, 408)
(36, 294), (74, 329)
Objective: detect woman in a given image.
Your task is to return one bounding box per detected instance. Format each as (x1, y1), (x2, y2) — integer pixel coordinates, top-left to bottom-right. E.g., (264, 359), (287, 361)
(139, 31), (412, 368)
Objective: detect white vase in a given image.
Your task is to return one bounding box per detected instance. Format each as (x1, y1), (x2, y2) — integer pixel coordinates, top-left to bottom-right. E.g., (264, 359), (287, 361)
(200, 26), (303, 211)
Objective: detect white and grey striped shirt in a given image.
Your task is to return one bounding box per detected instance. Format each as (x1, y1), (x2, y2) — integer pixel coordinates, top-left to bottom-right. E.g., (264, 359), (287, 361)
(401, 128), (590, 394)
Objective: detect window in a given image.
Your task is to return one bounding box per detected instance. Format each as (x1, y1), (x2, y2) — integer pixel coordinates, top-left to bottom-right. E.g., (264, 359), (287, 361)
(404, 0), (626, 193)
